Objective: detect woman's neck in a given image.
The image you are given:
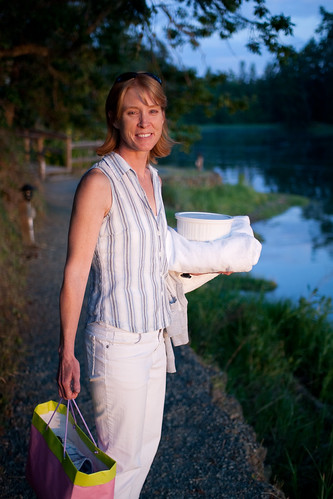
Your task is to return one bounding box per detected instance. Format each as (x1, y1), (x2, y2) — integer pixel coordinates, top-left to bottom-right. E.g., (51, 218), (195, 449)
(116, 147), (149, 177)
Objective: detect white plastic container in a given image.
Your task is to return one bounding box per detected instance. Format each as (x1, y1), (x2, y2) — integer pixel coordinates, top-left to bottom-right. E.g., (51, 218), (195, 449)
(175, 212), (233, 241)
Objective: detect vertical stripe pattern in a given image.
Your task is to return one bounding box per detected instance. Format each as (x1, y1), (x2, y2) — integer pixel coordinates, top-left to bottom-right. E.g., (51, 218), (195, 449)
(86, 152), (171, 333)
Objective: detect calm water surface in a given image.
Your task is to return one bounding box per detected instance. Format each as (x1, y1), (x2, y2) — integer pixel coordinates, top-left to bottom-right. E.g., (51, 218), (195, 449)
(252, 207), (333, 303)
(161, 125), (333, 304)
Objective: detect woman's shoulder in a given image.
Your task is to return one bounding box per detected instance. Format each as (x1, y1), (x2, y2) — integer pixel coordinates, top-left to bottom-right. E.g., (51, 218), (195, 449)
(77, 166), (111, 198)
(74, 168), (112, 215)
(83, 165), (109, 183)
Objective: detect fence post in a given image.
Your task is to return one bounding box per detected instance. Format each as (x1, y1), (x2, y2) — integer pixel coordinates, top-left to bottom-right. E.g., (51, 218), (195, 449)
(23, 132), (30, 163)
(66, 134), (72, 172)
(37, 136), (46, 180)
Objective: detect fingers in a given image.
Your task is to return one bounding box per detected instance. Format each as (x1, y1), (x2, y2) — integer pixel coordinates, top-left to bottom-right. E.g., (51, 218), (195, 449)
(58, 379), (80, 400)
(58, 381), (80, 400)
(72, 379), (81, 396)
(57, 356), (81, 400)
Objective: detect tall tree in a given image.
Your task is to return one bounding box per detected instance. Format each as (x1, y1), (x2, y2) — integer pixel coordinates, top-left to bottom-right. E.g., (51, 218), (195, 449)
(257, 8), (333, 127)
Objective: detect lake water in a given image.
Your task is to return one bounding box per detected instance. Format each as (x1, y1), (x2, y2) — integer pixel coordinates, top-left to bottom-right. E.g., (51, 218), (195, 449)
(160, 125), (333, 305)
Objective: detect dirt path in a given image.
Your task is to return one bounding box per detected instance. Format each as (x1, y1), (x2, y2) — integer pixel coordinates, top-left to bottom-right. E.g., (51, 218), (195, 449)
(0, 174), (284, 498)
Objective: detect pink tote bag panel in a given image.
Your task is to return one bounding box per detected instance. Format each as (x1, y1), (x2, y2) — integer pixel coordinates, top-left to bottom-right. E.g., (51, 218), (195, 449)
(26, 400), (116, 499)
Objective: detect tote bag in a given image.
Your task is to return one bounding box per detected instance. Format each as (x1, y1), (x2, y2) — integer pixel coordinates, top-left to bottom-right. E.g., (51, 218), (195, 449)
(26, 399), (116, 499)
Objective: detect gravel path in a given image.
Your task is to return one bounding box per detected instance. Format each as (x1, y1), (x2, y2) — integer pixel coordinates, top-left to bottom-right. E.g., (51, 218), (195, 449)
(0, 174), (285, 499)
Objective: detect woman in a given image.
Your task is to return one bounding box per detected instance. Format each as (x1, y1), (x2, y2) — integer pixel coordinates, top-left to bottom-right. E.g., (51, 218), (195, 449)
(57, 71), (261, 498)
(58, 71), (178, 498)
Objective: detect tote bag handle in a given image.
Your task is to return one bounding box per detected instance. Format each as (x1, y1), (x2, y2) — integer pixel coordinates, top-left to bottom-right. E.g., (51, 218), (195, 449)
(46, 398), (97, 458)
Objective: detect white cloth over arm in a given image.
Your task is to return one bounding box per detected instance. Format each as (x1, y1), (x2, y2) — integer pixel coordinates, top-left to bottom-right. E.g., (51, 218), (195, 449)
(164, 216), (262, 373)
(166, 216), (261, 274)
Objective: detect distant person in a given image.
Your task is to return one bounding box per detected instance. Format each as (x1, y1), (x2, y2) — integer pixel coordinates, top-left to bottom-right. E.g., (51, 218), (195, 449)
(195, 153), (204, 171)
(57, 71), (261, 498)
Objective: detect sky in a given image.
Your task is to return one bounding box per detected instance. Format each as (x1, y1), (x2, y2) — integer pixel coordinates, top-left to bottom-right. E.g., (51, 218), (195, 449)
(164, 0), (332, 76)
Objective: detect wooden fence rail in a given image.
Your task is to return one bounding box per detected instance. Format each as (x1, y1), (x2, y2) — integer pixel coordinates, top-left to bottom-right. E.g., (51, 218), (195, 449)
(70, 140), (102, 168)
(18, 129), (101, 179)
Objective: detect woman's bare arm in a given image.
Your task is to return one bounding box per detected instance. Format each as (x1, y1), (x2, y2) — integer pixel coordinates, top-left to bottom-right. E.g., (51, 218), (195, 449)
(57, 170), (111, 399)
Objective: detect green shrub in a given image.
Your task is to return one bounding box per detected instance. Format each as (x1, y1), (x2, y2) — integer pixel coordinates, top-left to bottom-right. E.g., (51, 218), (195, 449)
(187, 277), (333, 499)
(0, 133), (37, 426)
(162, 174), (308, 225)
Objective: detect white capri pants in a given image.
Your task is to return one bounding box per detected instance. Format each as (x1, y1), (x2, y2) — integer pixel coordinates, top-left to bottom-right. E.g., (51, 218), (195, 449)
(85, 322), (167, 499)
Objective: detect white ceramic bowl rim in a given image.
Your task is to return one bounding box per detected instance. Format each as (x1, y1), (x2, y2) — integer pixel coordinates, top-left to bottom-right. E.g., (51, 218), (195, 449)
(175, 211), (232, 224)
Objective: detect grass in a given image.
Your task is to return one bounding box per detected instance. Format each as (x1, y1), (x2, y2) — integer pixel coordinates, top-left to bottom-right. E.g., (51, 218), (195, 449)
(0, 208), (26, 422)
(0, 134), (42, 428)
(187, 280), (333, 499)
(161, 169), (308, 226)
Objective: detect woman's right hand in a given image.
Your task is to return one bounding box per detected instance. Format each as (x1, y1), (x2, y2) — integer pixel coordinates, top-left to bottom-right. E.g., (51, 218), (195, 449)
(57, 352), (81, 400)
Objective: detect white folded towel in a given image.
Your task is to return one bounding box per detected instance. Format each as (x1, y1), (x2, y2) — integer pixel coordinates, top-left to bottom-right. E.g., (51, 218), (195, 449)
(166, 216), (261, 274)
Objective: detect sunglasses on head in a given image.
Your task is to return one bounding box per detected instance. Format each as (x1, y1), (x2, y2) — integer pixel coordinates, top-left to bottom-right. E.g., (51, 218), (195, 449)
(115, 72), (162, 86)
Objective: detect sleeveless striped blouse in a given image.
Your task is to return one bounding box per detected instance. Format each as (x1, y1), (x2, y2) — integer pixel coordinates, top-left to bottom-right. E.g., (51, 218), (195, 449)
(86, 152), (171, 333)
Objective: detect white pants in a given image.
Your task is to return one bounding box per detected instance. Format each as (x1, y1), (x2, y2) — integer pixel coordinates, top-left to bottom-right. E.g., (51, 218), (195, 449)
(85, 323), (167, 499)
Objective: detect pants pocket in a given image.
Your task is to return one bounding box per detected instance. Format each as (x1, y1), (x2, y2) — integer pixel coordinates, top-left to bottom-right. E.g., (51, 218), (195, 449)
(85, 332), (108, 381)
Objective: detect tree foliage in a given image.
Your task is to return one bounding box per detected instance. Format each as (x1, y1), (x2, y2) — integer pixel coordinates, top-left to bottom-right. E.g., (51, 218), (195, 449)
(182, 8), (333, 129)
(255, 8), (333, 127)
(0, 0), (150, 130)
(154, 0), (294, 58)
(0, 0), (293, 135)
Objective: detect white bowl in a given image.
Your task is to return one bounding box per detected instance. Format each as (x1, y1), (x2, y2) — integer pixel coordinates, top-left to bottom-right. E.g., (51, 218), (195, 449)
(175, 212), (233, 241)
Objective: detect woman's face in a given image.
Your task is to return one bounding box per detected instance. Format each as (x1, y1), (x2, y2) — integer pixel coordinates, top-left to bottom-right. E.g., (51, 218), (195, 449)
(114, 86), (165, 155)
